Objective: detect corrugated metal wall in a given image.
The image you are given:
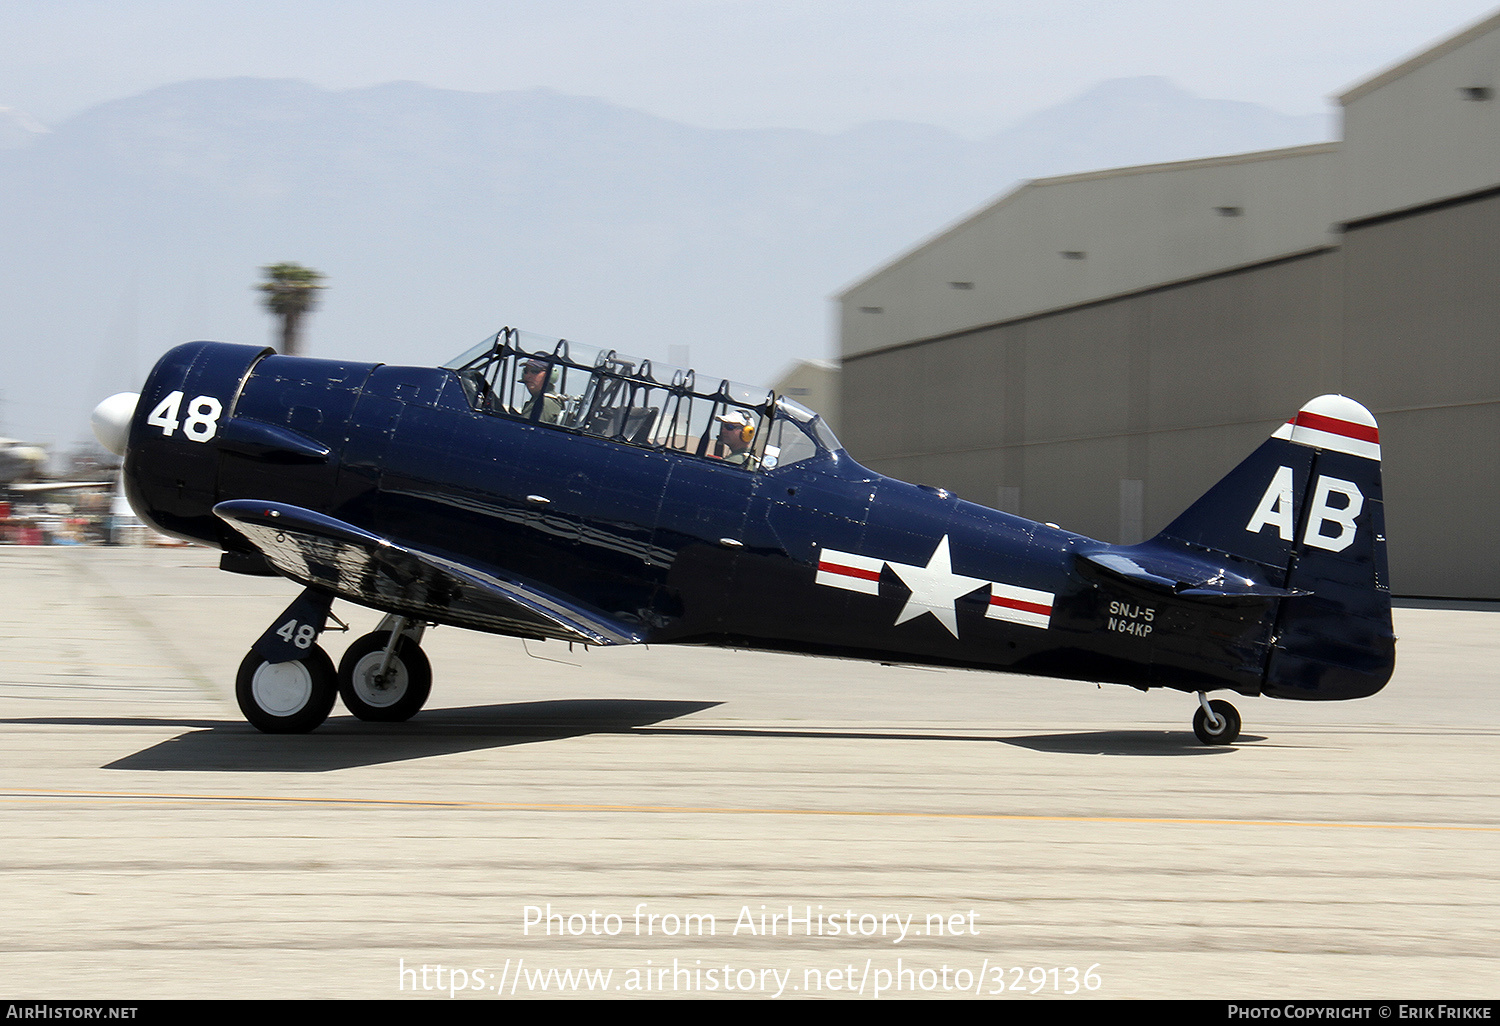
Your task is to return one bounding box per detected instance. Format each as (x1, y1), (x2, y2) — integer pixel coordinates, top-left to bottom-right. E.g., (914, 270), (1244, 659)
(1341, 189), (1500, 596)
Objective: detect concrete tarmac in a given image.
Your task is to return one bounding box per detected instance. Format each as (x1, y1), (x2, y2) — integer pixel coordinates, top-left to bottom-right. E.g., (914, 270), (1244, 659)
(1, 545), (1497, 1000)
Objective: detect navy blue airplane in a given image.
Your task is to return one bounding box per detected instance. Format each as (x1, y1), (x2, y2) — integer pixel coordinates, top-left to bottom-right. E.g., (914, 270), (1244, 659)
(91, 327), (1393, 743)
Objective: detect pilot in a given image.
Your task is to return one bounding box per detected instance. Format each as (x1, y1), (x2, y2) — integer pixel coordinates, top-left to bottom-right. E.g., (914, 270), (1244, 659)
(715, 409), (759, 469)
(519, 357), (563, 424)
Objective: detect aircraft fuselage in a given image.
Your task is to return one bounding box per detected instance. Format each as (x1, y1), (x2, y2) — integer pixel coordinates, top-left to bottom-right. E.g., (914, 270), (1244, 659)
(123, 341), (1311, 702)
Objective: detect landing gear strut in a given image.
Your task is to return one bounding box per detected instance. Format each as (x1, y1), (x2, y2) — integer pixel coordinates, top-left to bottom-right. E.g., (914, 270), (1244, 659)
(237, 588), (339, 733)
(1192, 693), (1241, 745)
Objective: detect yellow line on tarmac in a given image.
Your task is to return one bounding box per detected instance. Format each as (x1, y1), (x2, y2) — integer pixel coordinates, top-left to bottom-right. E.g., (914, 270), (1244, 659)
(1, 787), (1497, 832)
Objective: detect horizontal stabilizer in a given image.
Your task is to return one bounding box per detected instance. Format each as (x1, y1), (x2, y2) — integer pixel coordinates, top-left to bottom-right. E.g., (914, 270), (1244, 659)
(1076, 549), (1301, 600)
(213, 500), (645, 646)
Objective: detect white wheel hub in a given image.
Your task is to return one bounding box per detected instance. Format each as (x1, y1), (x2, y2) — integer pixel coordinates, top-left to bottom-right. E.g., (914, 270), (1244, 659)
(252, 661), (314, 716)
(351, 652), (408, 708)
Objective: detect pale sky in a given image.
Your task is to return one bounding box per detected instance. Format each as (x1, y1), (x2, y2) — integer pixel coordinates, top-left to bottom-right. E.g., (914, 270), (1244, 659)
(2, 1), (1498, 136)
(5, 0), (1500, 449)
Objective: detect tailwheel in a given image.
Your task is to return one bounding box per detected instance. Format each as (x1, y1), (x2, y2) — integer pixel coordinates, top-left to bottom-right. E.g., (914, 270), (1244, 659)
(236, 646), (338, 734)
(337, 630), (432, 722)
(1192, 695), (1241, 745)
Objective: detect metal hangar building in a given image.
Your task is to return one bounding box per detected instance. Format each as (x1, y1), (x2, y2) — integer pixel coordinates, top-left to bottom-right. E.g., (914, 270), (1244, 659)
(836, 11), (1500, 599)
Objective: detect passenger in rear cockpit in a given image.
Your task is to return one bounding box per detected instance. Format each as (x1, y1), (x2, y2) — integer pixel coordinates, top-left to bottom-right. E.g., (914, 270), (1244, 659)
(520, 357), (563, 425)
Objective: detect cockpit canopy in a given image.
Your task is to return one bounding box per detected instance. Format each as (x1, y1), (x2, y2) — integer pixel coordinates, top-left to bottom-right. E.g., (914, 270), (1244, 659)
(445, 328), (842, 471)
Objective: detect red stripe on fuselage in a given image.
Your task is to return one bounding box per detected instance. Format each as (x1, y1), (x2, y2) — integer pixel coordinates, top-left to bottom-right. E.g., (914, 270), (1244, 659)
(819, 560), (881, 582)
(989, 595), (1051, 617)
(1294, 410), (1379, 443)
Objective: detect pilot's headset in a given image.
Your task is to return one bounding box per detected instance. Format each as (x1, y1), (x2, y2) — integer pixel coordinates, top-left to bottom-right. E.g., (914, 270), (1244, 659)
(522, 354), (560, 392)
(716, 409), (754, 445)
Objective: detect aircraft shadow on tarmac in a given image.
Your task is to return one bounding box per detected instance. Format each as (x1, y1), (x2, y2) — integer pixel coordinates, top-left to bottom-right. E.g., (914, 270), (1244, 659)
(5, 703), (1250, 771)
(626, 725), (1247, 757)
(95, 699), (724, 772)
(994, 730), (1258, 755)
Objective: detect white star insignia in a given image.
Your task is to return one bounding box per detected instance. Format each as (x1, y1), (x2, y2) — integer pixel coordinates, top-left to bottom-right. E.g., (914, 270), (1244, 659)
(885, 535), (989, 638)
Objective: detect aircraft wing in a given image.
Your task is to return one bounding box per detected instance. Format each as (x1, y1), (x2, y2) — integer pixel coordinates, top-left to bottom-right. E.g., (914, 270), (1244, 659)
(212, 500), (645, 646)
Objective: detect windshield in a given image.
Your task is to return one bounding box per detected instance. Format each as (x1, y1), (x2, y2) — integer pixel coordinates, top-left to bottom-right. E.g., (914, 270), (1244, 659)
(445, 327), (842, 468)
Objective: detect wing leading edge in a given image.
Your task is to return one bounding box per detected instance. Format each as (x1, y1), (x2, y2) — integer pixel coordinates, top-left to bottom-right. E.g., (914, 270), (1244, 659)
(212, 500), (645, 646)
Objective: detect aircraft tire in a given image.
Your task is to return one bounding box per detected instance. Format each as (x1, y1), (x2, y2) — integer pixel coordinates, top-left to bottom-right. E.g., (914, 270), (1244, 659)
(1192, 699), (1241, 745)
(236, 646), (337, 734)
(337, 631), (432, 722)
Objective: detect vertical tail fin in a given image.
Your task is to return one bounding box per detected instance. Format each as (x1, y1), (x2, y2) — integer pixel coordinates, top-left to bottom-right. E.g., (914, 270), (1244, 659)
(1154, 396), (1393, 700)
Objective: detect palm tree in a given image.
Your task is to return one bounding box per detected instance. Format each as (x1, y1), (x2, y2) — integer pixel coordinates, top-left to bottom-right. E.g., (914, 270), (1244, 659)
(257, 263), (326, 356)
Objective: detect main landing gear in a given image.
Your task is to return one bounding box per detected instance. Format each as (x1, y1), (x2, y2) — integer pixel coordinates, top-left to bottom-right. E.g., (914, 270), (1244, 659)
(1192, 692), (1241, 745)
(236, 646), (338, 734)
(235, 589), (433, 733)
(337, 617), (431, 722)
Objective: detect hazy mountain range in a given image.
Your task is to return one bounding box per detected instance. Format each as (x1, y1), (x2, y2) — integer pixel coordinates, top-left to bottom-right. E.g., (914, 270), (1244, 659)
(0, 76), (1331, 451)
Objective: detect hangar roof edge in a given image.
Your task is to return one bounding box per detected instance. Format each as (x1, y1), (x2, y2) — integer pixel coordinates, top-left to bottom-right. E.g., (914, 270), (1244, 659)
(1339, 8), (1500, 105)
(832, 142), (1339, 301)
